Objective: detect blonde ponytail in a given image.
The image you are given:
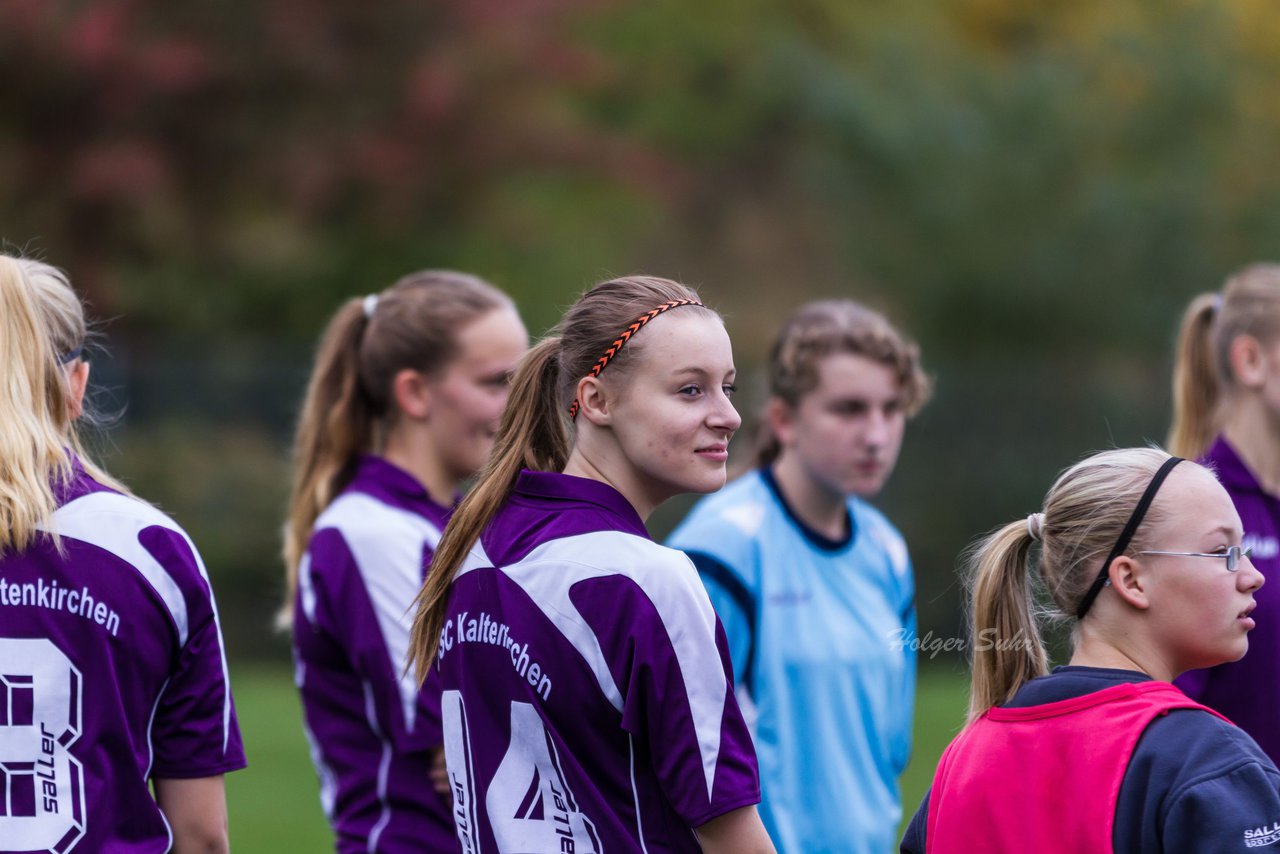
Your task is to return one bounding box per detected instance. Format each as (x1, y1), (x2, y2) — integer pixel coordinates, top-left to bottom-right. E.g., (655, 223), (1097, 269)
(1167, 293), (1220, 459)
(282, 298), (374, 624)
(0, 256), (123, 553)
(965, 520), (1048, 722)
(281, 271), (513, 628)
(408, 337), (568, 679)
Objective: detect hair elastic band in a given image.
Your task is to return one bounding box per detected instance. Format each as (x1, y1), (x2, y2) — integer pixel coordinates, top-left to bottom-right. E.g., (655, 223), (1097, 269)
(362, 294), (380, 319)
(58, 346), (83, 365)
(1075, 455), (1184, 619)
(1026, 512), (1045, 542)
(568, 298), (704, 419)
(1211, 292), (1224, 312)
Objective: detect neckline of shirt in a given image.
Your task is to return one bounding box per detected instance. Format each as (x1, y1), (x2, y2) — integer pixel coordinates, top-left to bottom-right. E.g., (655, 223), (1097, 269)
(351, 454), (453, 523)
(759, 465), (856, 553)
(512, 469), (650, 540)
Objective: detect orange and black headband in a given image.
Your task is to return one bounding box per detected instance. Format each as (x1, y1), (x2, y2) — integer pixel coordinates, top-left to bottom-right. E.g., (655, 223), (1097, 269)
(568, 298), (704, 419)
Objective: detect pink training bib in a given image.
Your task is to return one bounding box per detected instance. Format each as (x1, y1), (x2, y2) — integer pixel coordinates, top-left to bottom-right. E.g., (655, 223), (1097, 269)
(926, 681), (1227, 854)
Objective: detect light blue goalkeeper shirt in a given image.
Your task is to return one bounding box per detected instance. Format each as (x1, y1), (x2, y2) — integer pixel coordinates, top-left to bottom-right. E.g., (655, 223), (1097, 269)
(667, 467), (916, 854)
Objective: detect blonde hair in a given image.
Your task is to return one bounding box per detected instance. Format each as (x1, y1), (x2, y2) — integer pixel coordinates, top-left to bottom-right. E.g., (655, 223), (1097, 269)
(0, 255), (121, 554)
(966, 447), (1177, 722)
(1168, 264), (1280, 458)
(408, 276), (716, 679)
(756, 299), (931, 465)
(281, 270), (513, 627)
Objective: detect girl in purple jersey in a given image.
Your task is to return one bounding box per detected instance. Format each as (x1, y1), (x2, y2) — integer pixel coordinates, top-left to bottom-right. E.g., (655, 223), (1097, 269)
(0, 254), (246, 852)
(408, 277), (774, 853)
(284, 270), (527, 852)
(1167, 265), (1280, 764)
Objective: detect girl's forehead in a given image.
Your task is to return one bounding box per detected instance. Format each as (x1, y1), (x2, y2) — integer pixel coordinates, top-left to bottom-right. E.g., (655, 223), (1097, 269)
(1152, 464), (1238, 535)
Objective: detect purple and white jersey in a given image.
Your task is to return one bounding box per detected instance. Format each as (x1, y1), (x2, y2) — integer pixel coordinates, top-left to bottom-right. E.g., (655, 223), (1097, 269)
(293, 455), (454, 852)
(0, 461), (245, 853)
(436, 471), (760, 853)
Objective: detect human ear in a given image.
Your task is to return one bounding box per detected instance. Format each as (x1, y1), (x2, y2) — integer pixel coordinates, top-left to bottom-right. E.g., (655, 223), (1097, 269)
(391, 368), (432, 420)
(766, 397), (797, 447)
(67, 360), (90, 420)
(1109, 555), (1151, 611)
(1228, 334), (1266, 389)
(574, 376), (612, 426)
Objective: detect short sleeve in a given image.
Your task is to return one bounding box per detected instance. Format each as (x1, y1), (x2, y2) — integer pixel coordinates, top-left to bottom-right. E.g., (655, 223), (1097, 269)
(666, 491), (764, 690)
(896, 552), (918, 773)
(688, 554), (753, 686)
(667, 493), (763, 595)
(142, 526), (246, 778)
(570, 554), (760, 827)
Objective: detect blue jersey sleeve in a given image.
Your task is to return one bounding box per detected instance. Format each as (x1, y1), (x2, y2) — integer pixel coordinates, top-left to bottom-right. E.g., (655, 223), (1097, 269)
(687, 553), (753, 686)
(666, 493), (763, 691)
(896, 554), (917, 774)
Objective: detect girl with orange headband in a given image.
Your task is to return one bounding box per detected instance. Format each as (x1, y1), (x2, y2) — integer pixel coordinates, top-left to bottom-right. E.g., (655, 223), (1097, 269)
(408, 276), (774, 853)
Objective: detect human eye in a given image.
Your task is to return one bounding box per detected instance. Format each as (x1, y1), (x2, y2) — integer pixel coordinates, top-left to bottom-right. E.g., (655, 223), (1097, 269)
(678, 384), (702, 397)
(481, 372), (512, 389)
(722, 383), (737, 398)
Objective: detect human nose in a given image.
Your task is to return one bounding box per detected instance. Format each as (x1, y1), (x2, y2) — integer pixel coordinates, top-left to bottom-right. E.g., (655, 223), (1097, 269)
(863, 408), (890, 448)
(1239, 555), (1265, 592)
(709, 389), (741, 435)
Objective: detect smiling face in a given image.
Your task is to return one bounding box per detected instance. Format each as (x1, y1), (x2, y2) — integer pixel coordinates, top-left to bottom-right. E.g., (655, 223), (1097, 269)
(422, 306), (529, 485)
(772, 352), (906, 500)
(1139, 464), (1265, 673)
(597, 311), (741, 514)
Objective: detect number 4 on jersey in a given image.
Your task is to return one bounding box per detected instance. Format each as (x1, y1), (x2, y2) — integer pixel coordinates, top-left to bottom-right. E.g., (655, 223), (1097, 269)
(443, 691), (600, 854)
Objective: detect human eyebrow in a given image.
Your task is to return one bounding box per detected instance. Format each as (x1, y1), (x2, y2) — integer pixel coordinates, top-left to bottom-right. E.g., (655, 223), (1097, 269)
(1200, 524), (1240, 541)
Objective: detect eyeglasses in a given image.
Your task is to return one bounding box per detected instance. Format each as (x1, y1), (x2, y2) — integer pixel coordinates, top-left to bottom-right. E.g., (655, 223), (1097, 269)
(1136, 545), (1253, 572)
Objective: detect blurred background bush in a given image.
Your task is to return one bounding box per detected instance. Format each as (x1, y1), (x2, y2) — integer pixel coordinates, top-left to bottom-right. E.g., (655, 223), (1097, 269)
(6, 0), (1280, 844)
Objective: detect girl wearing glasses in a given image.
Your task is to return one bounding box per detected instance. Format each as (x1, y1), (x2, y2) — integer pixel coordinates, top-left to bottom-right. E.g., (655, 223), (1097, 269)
(0, 255), (245, 851)
(901, 448), (1279, 853)
(408, 277), (773, 853)
(284, 271), (528, 851)
(1167, 265), (1280, 765)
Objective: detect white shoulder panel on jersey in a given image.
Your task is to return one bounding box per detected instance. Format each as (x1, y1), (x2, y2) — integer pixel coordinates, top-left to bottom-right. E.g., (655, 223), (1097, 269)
(48, 492), (195, 644)
(311, 492), (443, 733)
(500, 530), (727, 801)
(47, 490), (236, 752)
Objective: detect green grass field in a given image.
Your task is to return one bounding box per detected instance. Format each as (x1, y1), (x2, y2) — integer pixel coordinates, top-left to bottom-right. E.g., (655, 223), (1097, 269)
(227, 662), (970, 852)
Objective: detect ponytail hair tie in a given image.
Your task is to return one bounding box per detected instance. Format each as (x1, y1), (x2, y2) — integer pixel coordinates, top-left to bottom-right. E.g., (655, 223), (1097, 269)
(1026, 512), (1046, 542)
(362, 294), (380, 319)
(1211, 292), (1224, 312)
